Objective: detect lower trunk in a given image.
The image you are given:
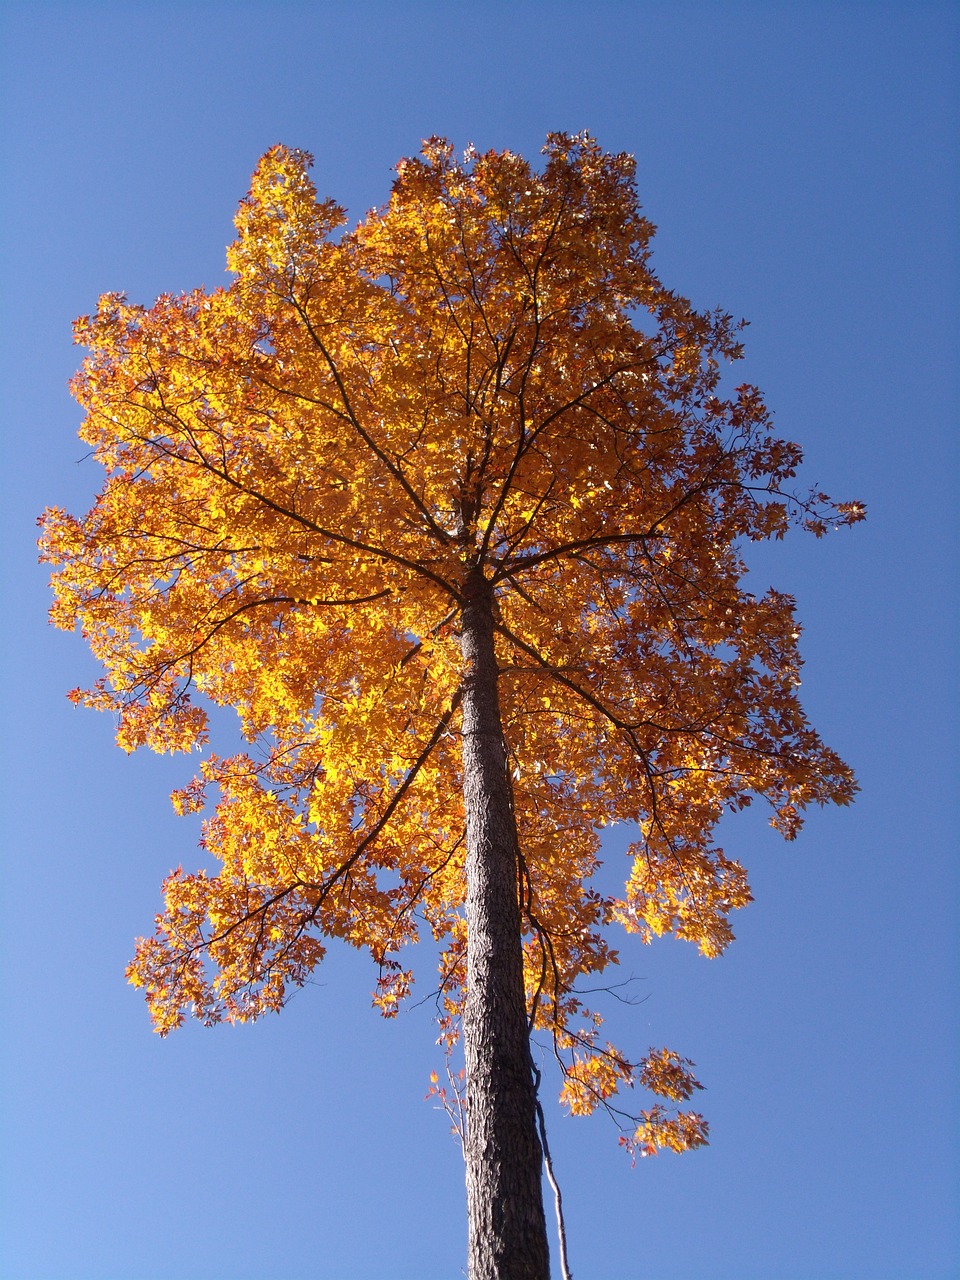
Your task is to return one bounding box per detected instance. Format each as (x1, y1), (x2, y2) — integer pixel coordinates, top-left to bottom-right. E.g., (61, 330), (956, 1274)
(459, 567), (550, 1280)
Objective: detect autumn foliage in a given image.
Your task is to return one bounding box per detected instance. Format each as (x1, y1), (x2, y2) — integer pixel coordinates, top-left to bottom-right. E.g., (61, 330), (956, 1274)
(41, 135), (862, 1166)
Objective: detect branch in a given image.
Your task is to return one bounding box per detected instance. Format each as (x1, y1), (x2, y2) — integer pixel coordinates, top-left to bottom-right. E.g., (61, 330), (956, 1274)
(115, 415), (461, 602)
(289, 296), (454, 546)
(533, 1064), (573, 1280)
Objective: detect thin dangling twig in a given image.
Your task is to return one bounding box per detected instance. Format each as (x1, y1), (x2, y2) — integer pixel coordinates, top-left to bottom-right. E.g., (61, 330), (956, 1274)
(533, 1064), (573, 1280)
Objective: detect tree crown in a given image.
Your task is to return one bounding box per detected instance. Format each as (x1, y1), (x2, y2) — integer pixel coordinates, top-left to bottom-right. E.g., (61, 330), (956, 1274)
(41, 134), (862, 1156)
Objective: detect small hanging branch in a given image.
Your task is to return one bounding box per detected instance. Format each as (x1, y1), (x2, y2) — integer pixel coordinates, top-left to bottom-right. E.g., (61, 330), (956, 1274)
(533, 1063), (573, 1280)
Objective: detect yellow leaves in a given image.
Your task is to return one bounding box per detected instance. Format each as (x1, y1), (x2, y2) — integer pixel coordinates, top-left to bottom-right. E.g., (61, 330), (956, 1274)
(47, 135), (860, 1164)
(623, 1109), (710, 1160)
(640, 1048), (703, 1102)
(227, 146), (347, 298)
(616, 839), (753, 959)
(170, 776), (206, 816)
(559, 1045), (632, 1117)
(372, 965), (414, 1017)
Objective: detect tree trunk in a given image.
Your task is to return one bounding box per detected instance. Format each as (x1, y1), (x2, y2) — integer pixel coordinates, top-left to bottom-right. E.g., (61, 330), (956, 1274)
(459, 567), (551, 1280)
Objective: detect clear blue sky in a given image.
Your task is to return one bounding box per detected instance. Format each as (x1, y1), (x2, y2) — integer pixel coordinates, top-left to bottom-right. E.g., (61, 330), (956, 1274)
(1, 3), (957, 1278)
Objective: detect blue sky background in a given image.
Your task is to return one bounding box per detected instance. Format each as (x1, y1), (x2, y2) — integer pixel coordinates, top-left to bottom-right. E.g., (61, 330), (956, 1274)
(1, 3), (957, 1278)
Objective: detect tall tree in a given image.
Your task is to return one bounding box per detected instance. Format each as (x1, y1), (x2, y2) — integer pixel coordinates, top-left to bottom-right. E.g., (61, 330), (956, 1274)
(41, 135), (862, 1279)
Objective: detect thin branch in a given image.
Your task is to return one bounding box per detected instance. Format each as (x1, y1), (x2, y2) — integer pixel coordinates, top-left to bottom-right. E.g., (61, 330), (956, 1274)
(289, 297), (454, 546)
(533, 1064), (573, 1280)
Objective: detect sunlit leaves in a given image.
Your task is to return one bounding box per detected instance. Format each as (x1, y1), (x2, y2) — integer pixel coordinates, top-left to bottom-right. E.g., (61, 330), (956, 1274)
(41, 134), (862, 1147)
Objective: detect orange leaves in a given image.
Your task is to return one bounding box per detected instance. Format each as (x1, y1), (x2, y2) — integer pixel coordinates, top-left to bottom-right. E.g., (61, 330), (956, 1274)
(557, 1043), (709, 1163)
(616, 840), (754, 958)
(558, 1045), (633, 1117)
(640, 1048), (704, 1102)
(170, 775), (207, 816)
(372, 964), (414, 1017)
(47, 135), (860, 1152)
(620, 1109), (710, 1161)
(624, 1046), (709, 1158)
(227, 145), (347, 304)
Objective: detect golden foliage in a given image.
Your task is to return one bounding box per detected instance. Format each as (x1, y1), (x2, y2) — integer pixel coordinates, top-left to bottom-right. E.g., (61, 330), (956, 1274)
(41, 135), (861, 1143)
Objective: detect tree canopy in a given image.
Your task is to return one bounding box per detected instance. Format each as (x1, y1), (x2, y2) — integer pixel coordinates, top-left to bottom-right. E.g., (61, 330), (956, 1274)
(41, 134), (862, 1166)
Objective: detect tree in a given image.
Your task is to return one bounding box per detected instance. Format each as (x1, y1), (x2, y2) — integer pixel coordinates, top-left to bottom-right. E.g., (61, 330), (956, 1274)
(41, 134), (863, 1280)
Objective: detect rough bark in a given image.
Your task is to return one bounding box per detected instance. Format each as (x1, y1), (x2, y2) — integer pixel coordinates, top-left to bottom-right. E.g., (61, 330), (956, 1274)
(459, 567), (550, 1280)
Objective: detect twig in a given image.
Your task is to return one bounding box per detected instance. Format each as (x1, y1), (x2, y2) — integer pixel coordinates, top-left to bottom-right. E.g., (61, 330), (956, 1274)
(533, 1065), (572, 1280)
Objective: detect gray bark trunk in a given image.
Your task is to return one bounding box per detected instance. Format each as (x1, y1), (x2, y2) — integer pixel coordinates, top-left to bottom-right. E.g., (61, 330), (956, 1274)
(459, 567), (550, 1280)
